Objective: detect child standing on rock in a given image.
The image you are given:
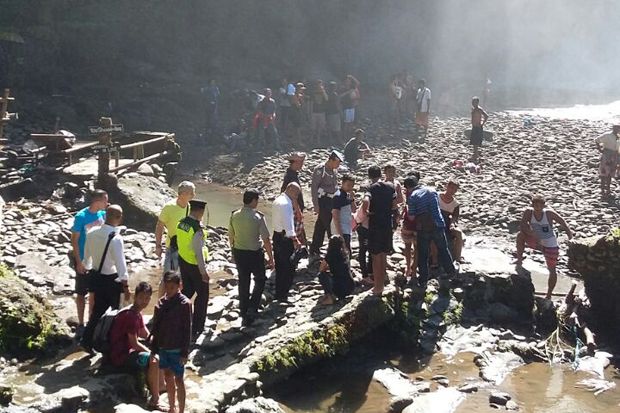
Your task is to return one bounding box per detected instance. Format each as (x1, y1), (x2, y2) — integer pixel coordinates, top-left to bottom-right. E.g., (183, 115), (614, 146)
(152, 272), (192, 413)
(470, 96), (489, 162)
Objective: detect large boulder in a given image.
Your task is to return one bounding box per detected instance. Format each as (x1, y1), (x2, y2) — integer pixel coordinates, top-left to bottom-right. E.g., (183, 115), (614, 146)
(112, 173), (175, 231)
(225, 397), (285, 413)
(568, 231), (620, 340)
(0, 265), (70, 358)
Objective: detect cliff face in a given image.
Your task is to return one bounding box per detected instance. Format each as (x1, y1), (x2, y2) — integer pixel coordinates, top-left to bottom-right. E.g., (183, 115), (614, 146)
(568, 230), (620, 340)
(1, 0), (619, 136)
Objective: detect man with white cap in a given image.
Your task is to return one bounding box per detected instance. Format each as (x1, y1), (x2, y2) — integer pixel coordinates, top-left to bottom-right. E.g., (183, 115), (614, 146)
(281, 152), (307, 244)
(310, 150), (343, 259)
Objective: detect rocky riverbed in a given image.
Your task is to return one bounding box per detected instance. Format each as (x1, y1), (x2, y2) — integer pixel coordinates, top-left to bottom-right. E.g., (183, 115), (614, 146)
(202, 112), (619, 274)
(1, 111), (619, 412)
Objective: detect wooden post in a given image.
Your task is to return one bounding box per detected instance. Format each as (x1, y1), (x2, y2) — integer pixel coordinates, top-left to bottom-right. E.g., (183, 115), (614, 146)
(0, 88), (15, 141)
(96, 117), (114, 189)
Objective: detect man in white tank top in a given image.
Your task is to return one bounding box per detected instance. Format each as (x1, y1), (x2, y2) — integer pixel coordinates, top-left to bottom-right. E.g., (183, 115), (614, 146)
(515, 195), (573, 299)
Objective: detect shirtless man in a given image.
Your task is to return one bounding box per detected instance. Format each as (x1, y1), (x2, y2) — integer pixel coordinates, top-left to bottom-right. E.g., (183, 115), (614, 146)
(515, 195), (573, 299)
(595, 124), (620, 197)
(470, 97), (489, 162)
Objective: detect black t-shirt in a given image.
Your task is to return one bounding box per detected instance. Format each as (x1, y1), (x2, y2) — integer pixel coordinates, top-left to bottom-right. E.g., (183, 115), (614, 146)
(281, 168), (304, 211)
(344, 138), (360, 164)
(367, 181), (396, 229)
(326, 92), (341, 115)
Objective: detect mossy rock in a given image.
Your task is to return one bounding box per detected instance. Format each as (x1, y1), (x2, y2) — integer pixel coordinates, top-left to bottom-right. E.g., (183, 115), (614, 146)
(0, 265), (69, 357)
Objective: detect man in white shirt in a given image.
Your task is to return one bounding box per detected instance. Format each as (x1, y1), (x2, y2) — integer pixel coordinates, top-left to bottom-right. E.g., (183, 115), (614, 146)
(595, 125), (620, 197)
(272, 182), (301, 301)
(80, 204), (130, 352)
(415, 79), (432, 137)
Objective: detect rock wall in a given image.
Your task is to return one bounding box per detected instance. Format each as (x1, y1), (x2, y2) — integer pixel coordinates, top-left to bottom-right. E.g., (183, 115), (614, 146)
(0, 265), (70, 358)
(568, 231), (620, 340)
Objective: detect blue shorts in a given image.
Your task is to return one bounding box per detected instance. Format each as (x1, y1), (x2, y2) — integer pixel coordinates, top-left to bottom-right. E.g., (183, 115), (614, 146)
(159, 349), (184, 377)
(123, 351), (151, 372)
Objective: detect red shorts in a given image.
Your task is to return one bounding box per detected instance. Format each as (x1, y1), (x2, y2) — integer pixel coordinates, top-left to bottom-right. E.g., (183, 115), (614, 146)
(525, 236), (559, 269)
(415, 112), (429, 128)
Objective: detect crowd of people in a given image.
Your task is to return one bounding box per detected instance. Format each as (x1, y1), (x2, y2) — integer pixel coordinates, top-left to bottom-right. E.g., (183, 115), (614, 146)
(67, 116), (620, 413)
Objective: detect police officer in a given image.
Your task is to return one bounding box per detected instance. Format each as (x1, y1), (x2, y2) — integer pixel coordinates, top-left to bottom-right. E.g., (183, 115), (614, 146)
(228, 189), (274, 326)
(177, 199), (210, 337)
(309, 150), (343, 259)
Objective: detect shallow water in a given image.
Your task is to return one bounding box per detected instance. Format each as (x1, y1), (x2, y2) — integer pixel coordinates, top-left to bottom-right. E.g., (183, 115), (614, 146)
(507, 99), (620, 123)
(273, 351), (620, 413)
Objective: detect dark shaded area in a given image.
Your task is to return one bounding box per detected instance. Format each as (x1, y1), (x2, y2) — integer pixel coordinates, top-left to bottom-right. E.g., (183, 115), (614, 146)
(1, 0), (619, 136)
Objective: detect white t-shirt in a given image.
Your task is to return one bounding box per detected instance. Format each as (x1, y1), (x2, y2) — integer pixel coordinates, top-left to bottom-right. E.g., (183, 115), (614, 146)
(439, 195), (459, 214)
(596, 133), (620, 152)
(417, 87), (432, 112)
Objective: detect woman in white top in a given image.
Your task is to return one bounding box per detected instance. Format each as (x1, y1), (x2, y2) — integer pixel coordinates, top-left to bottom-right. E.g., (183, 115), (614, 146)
(431, 179), (465, 265)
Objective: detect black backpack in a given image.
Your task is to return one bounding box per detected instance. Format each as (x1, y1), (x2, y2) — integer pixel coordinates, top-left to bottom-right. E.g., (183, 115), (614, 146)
(92, 306), (131, 354)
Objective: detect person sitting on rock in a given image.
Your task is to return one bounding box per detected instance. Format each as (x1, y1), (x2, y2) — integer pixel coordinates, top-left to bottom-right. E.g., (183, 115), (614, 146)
(317, 235), (355, 305)
(343, 128), (370, 170)
(515, 194), (573, 300)
(108, 282), (165, 411)
(152, 271), (192, 413)
(431, 178), (464, 265)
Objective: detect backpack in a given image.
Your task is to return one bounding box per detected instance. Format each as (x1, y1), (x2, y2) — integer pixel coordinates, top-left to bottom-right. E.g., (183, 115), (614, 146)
(92, 306), (131, 354)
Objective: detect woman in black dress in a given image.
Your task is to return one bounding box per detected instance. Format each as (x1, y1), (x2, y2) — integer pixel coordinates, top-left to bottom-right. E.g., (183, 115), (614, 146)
(318, 235), (355, 305)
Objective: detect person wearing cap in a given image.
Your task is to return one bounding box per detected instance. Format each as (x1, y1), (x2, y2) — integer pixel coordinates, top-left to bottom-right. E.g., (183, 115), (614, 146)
(595, 124), (620, 197)
(176, 199), (210, 337)
(281, 152), (307, 244)
(310, 150), (343, 258)
(343, 129), (371, 170)
(407, 172), (456, 287)
(272, 183), (302, 301)
(253, 88), (281, 150)
(325, 81), (342, 144)
(229, 189), (274, 326)
(431, 179), (464, 266)
(155, 181), (196, 275)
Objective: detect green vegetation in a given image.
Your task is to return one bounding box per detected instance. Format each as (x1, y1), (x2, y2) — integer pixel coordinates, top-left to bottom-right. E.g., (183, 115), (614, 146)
(0, 265), (63, 355)
(443, 302), (463, 325)
(608, 228), (620, 240)
(253, 324), (349, 375)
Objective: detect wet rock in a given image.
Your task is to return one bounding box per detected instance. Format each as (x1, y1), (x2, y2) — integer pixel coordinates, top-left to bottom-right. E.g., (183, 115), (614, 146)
(57, 385), (89, 411)
(0, 384), (14, 406)
(224, 396), (285, 413)
(457, 382), (479, 393)
(475, 352), (524, 384)
(402, 387), (464, 413)
(114, 404), (151, 413)
(388, 396), (414, 413)
(505, 400), (519, 410)
(373, 367), (419, 397)
(489, 391), (511, 406)
(488, 302), (518, 322)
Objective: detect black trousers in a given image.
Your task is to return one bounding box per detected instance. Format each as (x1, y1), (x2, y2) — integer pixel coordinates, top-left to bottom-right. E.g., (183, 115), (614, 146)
(356, 226), (373, 277)
(273, 231), (295, 301)
(179, 257), (209, 335)
(233, 248), (267, 317)
(82, 272), (121, 347)
(310, 197), (333, 254)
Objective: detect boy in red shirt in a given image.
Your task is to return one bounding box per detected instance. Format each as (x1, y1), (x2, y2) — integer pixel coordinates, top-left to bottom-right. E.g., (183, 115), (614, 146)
(108, 282), (164, 410)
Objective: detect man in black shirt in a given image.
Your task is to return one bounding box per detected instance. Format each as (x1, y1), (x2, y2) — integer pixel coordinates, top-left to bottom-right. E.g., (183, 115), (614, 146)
(344, 129), (370, 170)
(362, 165), (397, 296)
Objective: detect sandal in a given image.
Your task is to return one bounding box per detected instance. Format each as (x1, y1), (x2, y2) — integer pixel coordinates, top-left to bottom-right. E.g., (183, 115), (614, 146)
(147, 400), (169, 412)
